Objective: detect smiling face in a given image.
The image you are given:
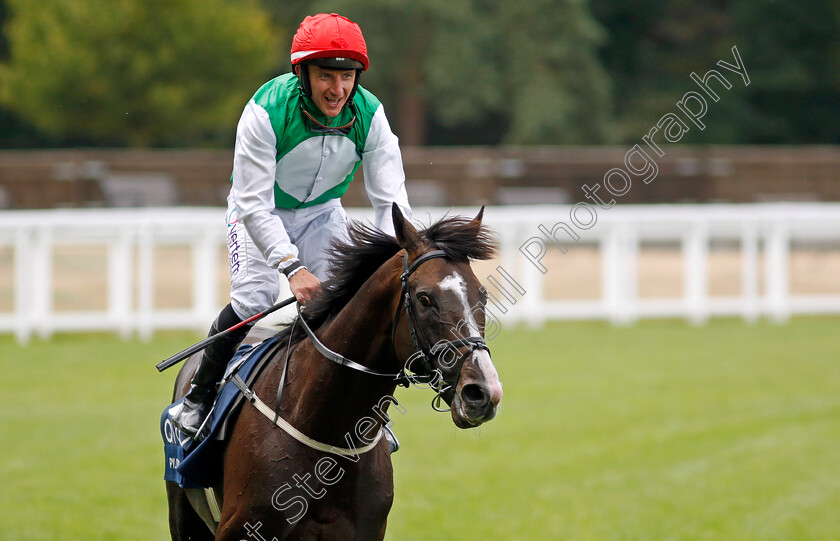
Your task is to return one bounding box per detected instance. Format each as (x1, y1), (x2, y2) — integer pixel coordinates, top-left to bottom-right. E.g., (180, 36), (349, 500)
(307, 64), (356, 117)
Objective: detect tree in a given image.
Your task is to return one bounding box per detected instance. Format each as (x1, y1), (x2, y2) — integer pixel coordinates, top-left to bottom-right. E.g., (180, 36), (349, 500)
(0, 0), (8, 59)
(591, 0), (840, 144)
(729, 0), (840, 144)
(493, 0), (613, 144)
(311, 0), (612, 145)
(0, 0), (282, 146)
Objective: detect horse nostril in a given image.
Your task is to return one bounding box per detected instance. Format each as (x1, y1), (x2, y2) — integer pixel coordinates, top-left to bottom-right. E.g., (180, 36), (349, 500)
(461, 384), (489, 407)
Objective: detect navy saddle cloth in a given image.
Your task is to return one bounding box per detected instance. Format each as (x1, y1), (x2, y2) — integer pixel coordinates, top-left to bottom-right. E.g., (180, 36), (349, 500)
(161, 335), (283, 488)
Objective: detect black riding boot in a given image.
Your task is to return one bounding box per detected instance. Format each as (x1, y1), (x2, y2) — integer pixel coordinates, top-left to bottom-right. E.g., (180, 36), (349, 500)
(172, 304), (251, 438)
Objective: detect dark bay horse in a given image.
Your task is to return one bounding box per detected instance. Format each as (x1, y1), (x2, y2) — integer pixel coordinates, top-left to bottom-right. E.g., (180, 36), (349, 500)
(167, 205), (503, 540)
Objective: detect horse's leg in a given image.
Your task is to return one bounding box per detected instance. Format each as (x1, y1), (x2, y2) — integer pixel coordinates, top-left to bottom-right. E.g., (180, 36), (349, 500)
(377, 521), (388, 541)
(213, 510), (251, 541)
(166, 481), (215, 541)
(214, 506), (295, 541)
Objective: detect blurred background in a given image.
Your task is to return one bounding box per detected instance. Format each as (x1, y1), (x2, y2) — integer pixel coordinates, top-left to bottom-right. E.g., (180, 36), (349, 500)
(1, 1), (839, 540)
(1, 0), (838, 149)
(1, 0), (838, 337)
(0, 0), (838, 334)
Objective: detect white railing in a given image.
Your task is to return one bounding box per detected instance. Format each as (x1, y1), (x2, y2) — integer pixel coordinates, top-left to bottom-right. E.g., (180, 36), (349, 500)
(491, 203), (840, 327)
(1, 204), (839, 343)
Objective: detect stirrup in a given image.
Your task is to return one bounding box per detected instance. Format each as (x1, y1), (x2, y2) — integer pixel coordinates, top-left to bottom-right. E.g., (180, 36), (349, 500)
(171, 395), (214, 441)
(170, 412), (201, 439)
(192, 414), (213, 442)
(171, 412), (212, 442)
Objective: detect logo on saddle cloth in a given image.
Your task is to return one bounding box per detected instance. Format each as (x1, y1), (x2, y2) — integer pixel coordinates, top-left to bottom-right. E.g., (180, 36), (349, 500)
(160, 336), (284, 488)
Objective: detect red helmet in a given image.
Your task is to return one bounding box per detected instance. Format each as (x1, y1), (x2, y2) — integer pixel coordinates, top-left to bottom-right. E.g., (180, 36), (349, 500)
(290, 13), (369, 71)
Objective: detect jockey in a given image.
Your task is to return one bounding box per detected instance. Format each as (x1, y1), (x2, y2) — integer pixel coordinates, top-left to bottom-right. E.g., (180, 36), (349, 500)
(172, 13), (412, 439)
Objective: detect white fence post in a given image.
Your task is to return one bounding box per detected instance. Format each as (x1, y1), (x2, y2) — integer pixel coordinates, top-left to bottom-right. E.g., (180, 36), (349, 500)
(603, 224), (638, 325)
(764, 224), (790, 323)
(602, 226), (620, 324)
(684, 222), (709, 325)
(740, 224), (760, 324)
(14, 226), (32, 344)
(108, 227), (134, 339)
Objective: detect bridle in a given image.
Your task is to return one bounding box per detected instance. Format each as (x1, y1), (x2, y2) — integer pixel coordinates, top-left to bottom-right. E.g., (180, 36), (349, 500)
(391, 249), (490, 407)
(297, 248), (490, 409)
(236, 247), (490, 457)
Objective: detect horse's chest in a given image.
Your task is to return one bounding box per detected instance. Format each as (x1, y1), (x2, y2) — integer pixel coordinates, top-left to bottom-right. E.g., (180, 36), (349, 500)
(251, 453), (394, 540)
(307, 460), (394, 531)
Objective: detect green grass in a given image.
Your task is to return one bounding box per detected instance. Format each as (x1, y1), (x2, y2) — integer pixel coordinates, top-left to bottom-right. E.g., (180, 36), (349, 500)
(2, 318), (840, 540)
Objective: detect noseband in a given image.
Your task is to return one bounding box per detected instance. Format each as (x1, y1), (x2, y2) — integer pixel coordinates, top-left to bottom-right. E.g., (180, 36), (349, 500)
(391, 250), (489, 397)
(297, 248), (489, 406)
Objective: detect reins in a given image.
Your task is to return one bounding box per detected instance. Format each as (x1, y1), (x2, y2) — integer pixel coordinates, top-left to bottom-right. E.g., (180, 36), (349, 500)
(297, 302), (412, 385)
(245, 247), (491, 454)
(298, 248), (490, 406)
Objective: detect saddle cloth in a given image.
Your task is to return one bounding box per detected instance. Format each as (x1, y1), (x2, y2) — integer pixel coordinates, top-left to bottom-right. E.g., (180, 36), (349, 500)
(161, 335), (284, 488)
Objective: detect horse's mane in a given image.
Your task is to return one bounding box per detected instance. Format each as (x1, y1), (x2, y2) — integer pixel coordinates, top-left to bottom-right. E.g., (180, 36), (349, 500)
(274, 213), (497, 346)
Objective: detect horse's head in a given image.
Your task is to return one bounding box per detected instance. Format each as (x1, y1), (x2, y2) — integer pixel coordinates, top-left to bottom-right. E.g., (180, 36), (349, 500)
(391, 204), (503, 428)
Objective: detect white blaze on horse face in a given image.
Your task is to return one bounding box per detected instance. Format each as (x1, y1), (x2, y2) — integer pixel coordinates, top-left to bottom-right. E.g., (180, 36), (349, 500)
(438, 272), (480, 336)
(474, 348), (503, 406)
(438, 272), (503, 405)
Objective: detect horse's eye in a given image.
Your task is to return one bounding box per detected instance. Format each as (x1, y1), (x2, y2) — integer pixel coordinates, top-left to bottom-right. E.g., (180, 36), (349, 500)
(416, 293), (432, 307)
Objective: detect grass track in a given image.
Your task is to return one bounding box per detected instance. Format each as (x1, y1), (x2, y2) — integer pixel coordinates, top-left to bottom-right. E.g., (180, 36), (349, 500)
(2, 318), (839, 540)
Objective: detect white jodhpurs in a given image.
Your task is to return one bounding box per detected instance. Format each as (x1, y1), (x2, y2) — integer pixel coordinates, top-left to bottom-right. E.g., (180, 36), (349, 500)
(225, 198), (349, 319)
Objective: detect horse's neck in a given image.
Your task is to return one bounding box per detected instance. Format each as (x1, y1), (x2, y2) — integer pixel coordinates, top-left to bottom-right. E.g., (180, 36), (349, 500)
(318, 259), (402, 369)
(285, 257), (403, 444)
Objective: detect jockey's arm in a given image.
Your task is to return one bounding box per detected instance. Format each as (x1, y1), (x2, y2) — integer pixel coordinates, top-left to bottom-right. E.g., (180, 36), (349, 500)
(231, 100), (307, 283)
(362, 105), (412, 236)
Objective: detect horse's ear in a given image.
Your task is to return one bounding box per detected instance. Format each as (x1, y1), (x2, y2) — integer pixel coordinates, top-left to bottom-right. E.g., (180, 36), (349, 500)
(470, 206), (485, 228)
(392, 203), (424, 252)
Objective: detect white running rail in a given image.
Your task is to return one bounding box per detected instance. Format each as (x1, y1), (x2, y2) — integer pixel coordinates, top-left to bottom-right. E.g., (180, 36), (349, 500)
(1, 204), (839, 343)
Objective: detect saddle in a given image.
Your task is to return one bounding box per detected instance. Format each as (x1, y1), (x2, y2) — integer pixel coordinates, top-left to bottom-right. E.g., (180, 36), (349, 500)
(161, 335), (285, 488)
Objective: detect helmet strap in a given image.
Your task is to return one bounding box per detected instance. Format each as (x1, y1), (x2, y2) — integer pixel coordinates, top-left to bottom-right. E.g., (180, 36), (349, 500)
(295, 64), (313, 98)
(348, 70), (361, 103)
